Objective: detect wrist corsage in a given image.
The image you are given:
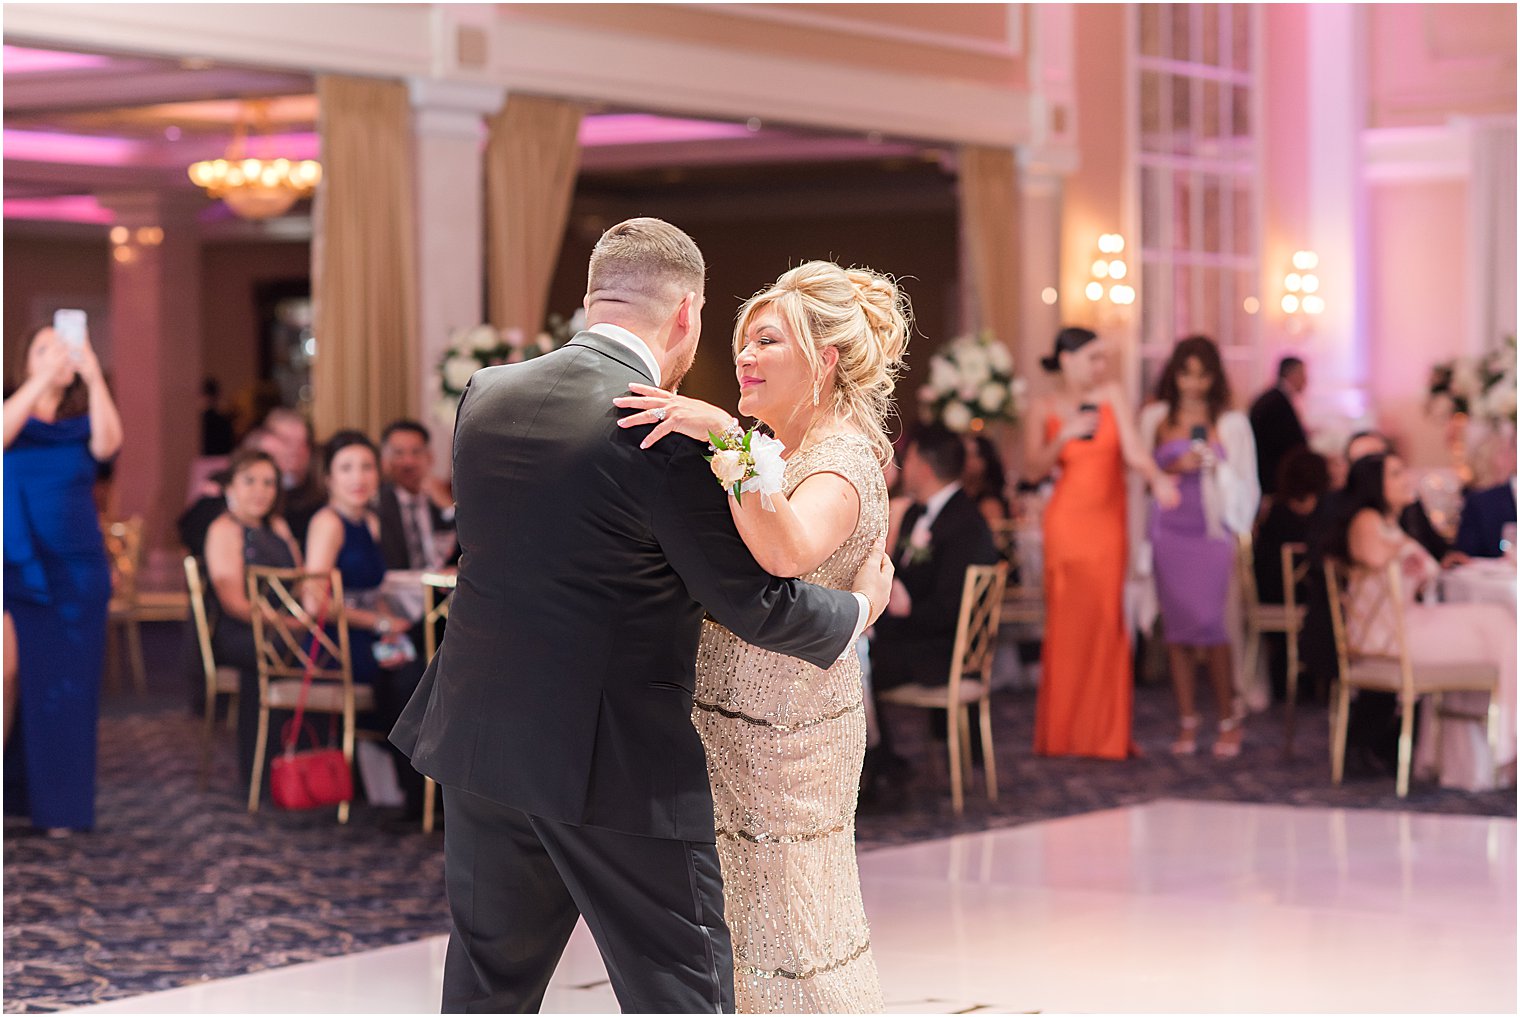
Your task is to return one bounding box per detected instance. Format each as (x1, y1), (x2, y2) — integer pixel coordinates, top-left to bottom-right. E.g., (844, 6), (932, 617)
(707, 423), (786, 510)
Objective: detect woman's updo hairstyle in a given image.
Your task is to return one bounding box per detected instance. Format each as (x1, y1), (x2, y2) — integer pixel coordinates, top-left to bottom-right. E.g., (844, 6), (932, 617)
(733, 260), (912, 466)
(1040, 326), (1099, 374)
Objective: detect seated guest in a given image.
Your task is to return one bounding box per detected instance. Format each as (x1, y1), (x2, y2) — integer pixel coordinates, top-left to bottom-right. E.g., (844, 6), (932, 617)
(304, 430), (428, 818)
(869, 425), (999, 786)
(1343, 431), (1467, 567)
(263, 407), (326, 547)
(962, 434), (1011, 532)
(1254, 449), (1330, 702)
(376, 419), (457, 571)
(177, 427), (278, 559)
(1456, 434), (1517, 558)
(1330, 454), (1516, 790)
(1248, 356), (1309, 498)
(203, 448), (302, 788)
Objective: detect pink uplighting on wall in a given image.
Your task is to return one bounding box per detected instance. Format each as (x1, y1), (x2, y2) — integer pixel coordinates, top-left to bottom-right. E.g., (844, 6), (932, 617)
(580, 114), (754, 147)
(2, 45), (112, 74)
(3, 195), (114, 224)
(3, 130), (145, 166)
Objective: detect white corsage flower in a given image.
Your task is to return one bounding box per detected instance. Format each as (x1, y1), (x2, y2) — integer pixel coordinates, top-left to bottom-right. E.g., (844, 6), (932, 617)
(741, 431), (787, 510)
(711, 450), (748, 489)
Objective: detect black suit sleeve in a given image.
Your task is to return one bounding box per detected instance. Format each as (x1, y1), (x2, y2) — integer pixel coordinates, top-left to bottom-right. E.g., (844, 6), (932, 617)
(909, 511), (999, 635)
(650, 442), (858, 670)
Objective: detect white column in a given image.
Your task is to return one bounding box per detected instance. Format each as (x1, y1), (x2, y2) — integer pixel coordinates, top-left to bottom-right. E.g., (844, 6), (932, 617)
(1305, 3), (1370, 420)
(408, 78), (505, 474)
(99, 191), (203, 559)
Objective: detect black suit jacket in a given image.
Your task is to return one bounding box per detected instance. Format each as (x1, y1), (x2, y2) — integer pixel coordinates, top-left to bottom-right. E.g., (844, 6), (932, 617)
(871, 488), (998, 688)
(1456, 481), (1518, 558)
(390, 332), (858, 843)
(1248, 386), (1308, 495)
(376, 482), (456, 570)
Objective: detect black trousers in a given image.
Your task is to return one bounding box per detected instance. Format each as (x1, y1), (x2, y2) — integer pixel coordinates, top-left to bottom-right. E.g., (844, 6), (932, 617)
(441, 787), (734, 1014)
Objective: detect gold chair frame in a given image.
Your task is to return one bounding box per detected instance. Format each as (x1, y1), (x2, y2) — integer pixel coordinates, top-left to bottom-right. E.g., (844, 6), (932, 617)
(418, 571), (457, 833)
(878, 562), (1010, 815)
(1324, 558), (1501, 798)
(990, 520), (1044, 630)
(104, 517), (146, 695)
(246, 566), (374, 823)
(1237, 533), (1309, 755)
(183, 556), (242, 786)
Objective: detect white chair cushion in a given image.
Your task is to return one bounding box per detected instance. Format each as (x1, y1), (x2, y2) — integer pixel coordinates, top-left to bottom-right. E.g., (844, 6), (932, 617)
(1347, 657), (1500, 694)
(879, 679), (987, 709)
(266, 679), (377, 712)
(213, 666), (241, 695)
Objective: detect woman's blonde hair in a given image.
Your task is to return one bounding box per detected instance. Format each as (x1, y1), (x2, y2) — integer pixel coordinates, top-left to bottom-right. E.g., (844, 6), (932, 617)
(732, 261), (911, 466)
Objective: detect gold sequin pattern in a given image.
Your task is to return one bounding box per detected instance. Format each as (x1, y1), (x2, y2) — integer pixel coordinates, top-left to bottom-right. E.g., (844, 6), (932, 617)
(693, 434), (887, 1014)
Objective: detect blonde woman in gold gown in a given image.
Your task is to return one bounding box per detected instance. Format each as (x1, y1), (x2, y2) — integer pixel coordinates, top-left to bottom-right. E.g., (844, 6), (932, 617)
(615, 261), (910, 1013)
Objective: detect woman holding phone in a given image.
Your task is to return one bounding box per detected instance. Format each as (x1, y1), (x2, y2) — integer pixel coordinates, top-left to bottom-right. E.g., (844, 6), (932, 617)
(3, 322), (123, 834)
(1137, 336), (1259, 758)
(1023, 327), (1177, 759)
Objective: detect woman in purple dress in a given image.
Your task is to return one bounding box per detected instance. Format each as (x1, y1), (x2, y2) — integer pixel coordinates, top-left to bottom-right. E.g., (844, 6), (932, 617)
(3, 324), (123, 833)
(1139, 337), (1258, 759)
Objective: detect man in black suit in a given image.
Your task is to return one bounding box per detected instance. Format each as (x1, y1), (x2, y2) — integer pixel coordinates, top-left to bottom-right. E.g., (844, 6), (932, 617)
(869, 424), (999, 778)
(1249, 356), (1309, 497)
(376, 419), (457, 571)
(1456, 435), (1517, 558)
(391, 218), (893, 1013)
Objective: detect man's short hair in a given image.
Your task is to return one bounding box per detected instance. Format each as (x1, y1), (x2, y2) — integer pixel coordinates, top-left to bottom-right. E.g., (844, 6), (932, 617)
(1278, 356), (1305, 379)
(587, 218), (705, 319)
(381, 419), (430, 447)
(907, 423), (966, 483)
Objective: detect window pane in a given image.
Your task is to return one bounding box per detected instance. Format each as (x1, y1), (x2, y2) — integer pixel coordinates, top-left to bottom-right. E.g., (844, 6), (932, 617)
(1202, 175), (1223, 253)
(1231, 4), (1252, 72)
(1171, 75), (1195, 155)
(1231, 84), (1251, 138)
(1140, 4), (1163, 58)
(1142, 260), (1166, 346)
(1141, 165), (1165, 249)
(1232, 184), (1253, 255)
(1173, 174), (1194, 251)
(1141, 70), (1165, 152)
(1201, 79), (1223, 141)
(1169, 5), (1192, 63)
(1173, 264), (1193, 337)
(1234, 269), (1259, 347)
(1198, 266), (1223, 341)
(1202, 4), (1221, 66)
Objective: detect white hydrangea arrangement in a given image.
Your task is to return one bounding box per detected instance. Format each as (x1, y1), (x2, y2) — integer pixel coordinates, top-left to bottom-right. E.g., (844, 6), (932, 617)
(917, 331), (1025, 433)
(1428, 335), (1517, 426)
(434, 310), (585, 424)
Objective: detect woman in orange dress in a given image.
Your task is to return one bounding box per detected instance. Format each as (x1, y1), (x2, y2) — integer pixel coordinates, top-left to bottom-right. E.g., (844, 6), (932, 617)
(1022, 328), (1178, 758)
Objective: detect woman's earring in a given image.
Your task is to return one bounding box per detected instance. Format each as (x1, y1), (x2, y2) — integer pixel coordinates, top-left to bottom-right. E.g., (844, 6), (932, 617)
(812, 378), (821, 407)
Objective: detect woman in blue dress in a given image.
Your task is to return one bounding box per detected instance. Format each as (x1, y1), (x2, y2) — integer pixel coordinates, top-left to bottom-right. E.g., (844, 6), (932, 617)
(3, 324), (124, 834)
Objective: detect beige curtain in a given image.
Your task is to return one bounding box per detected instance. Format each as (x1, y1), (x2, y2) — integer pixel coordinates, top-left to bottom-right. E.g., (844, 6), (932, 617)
(958, 146), (1022, 353)
(485, 95), (584, 336)
(312, 75), (419, 440)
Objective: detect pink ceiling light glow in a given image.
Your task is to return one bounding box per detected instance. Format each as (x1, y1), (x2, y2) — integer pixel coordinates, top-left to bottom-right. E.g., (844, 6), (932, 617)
(3, 195), (114, 224)
(580, 114), (754, 147)
(2, 45), (112, 74)
(3, 129), (145, 166)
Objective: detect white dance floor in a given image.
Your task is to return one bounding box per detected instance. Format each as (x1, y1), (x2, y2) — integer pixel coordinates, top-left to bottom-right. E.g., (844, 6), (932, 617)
(74, 799), (1515, 1013)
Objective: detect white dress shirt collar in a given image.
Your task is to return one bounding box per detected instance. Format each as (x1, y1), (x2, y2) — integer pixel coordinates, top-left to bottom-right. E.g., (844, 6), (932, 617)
(586, 322), (661, 386)
(920, 481), (963, 529)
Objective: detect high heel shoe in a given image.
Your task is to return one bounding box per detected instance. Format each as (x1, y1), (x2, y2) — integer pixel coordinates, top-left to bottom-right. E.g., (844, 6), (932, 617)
(1170, 715), (1200, 756)
(1213, 716), (1244, 759)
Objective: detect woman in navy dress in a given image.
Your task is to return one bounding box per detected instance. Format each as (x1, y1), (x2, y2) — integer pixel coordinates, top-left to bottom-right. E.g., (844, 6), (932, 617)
(3, 325), (124, 833)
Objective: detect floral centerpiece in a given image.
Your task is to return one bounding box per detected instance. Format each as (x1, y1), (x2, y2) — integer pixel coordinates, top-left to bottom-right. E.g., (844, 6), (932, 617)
(917, 331), (1025, 433)
(434, 309), (585, 424)
(1428, 334), (1517, 426)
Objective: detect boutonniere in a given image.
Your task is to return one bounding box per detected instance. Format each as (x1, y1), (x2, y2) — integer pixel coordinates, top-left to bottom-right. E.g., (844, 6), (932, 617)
(706, 425), (786, 510)
(905, 527), (933, 566)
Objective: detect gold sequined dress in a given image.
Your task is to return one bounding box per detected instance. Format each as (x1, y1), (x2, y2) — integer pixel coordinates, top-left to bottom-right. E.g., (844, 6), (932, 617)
(693, 433), (887, 1014)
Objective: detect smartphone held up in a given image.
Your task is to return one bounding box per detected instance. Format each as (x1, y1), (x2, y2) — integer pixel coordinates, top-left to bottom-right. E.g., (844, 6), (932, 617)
(52, 309), (87, 361)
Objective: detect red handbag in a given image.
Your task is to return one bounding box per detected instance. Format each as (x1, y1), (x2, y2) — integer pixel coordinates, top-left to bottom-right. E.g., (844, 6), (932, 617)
(269, 595), (354, 811)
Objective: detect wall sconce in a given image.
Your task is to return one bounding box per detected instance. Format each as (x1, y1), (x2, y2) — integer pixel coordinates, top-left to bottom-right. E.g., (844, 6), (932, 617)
(1085, 234), (1136, 306)
(1281, 250), (1323, 331)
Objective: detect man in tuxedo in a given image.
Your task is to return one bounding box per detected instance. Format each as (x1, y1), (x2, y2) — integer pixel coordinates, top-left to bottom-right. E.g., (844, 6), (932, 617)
(376, 419), (457, 571)
(1249, 356), (1309, 497)
(868, 424), (999, 782)
(391, 218), (894, 1013)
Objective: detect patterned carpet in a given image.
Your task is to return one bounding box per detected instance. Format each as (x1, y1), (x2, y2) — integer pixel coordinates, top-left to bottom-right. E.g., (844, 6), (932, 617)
(3, 626), (1514, 1012)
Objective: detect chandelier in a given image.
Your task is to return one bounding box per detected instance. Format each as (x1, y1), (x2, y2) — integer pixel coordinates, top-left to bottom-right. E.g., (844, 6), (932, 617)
(188, 100), (321, 220)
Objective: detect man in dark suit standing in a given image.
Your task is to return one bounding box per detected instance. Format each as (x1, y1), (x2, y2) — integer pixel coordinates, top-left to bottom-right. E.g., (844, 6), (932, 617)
(1249, 356), (1310, 498)
(868, 424), (999, 784)
(376, 419), (457, 571)
(391, 218), (893, 1014)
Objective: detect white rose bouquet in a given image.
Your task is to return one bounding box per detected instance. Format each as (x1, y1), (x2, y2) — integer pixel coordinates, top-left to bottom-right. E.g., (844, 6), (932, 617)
(435, 317), (574, 425)
(917, 331), (1024, 433)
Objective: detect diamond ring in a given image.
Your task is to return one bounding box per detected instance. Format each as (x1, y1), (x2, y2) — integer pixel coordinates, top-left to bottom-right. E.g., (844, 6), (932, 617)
(651, 407), (667, 422)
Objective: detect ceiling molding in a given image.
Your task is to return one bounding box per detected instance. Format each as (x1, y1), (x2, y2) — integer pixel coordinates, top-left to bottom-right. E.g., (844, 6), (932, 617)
(683, 3), (1024, 60)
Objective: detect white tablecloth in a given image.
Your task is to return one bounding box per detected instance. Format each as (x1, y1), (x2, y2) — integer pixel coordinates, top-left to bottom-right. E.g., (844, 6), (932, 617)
(1415, 559), (1518, 790)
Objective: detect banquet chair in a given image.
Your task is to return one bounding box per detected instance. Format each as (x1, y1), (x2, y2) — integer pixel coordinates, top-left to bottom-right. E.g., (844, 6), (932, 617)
(246, 566), (375, 823)
(104, 517), (147, 695)
(417, 571), (457, 833)
(878, 562), (1009, 815)
(184, 556), (242, 787)
(1324, 559), (1500, 798)
(991, 521), (1044, 630)
(1237, 533), (1308, 753)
